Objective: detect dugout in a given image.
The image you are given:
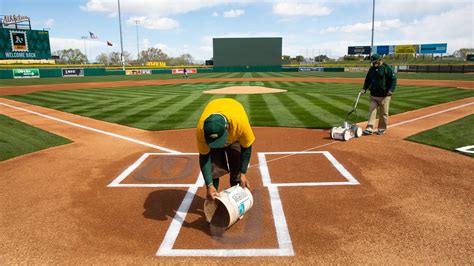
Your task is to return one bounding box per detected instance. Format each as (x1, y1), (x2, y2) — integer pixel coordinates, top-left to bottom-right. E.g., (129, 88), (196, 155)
(213, 37), (282, 72)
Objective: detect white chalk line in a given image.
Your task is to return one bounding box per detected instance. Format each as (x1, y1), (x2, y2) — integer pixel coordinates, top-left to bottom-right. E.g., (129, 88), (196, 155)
(0, 102), (294, 256)
(2, 99), (471, 257)
(247, 101), (474, 170)
(259, 152), (359, 187)
(0, 103), (179, 153)
(388, 102), (474, 128)
(108, 152), (202, 187)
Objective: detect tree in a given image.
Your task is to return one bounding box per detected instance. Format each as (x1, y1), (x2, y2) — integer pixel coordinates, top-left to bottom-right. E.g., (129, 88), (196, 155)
(140, 47), (169, 62)
(108, 51), (132, 66)
(295, 55), (304, 63)
(96, 53), (109, 65)
(453, 48), (474, 59)
(314, 55), (329, 62)
(168, 53), (194, 65)
(53, 49), (87, 64)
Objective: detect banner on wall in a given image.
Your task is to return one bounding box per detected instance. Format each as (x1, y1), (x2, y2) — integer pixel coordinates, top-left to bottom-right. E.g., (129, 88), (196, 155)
(394, 44), (419, 54)
(419, 43), (447, 54)
(13, 68), (39, 78)
(172, 68), (197, 74)
(298, 67), (323, 72)
(62, 68), (84, 77)
(376, 45), (390, 55)
(348, 46), (371, 55)
(125, 69), (152, 75)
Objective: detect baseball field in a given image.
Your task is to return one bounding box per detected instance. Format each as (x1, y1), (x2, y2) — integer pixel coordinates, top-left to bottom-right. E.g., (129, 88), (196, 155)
(0, 72), (473, 263)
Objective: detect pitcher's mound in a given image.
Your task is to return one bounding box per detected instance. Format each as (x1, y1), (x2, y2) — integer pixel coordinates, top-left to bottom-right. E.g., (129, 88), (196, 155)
(203, 86), (287, 94)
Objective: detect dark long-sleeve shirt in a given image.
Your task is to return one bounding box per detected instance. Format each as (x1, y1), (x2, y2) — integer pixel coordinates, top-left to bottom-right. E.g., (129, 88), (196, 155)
(363, 63), (397, 97)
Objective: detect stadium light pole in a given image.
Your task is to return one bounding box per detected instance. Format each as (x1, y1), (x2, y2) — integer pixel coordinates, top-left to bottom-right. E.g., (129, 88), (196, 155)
(370, 0), (375, 55)
(135, 20), (140, 63)
(81, 36), (88, 63)
(117, 0), (125, 70)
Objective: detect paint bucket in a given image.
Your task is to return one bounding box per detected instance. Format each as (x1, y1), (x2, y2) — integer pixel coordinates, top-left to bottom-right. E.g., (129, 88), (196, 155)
(204, 185), (253, 228)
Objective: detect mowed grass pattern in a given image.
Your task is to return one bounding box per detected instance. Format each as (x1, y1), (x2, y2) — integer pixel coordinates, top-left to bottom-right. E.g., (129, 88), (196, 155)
(1, 71), (474, 87)
(4, 81), (474, 130)
(0, 114), (71, 161)
(406, 114), (474, 157)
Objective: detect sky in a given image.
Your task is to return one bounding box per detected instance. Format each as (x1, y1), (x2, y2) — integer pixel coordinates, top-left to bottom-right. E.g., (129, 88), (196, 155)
(2, 0), (473, 62)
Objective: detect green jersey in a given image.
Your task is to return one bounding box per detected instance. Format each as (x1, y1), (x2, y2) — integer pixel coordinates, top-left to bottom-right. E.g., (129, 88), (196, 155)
(363, 63), (397, 97)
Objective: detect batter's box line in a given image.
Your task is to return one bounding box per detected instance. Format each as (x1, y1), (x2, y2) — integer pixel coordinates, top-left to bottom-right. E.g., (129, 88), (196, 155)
(108, 152), (204, 188)
(258, 151), (360, 187)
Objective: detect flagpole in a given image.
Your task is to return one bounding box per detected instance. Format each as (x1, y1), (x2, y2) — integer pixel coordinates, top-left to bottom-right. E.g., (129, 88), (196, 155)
(118, 0), (125, 70)
(81, 36), (88, 63)
(135, 20), (140, 63)
(370, 0), (375, 55)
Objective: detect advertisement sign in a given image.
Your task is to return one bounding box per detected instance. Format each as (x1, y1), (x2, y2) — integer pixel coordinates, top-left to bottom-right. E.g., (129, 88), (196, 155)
(61, 68), (84, 77)
(376, 45), (390, 55)
(420, 43), (447, 54)
(145, 61), (166, 67)
(298, 67), (323, 72)
(0, 28), (51, 59)
(394, 44), (419, 54)
(125, 69), (152, 75)
(13, 68), (40, 78)
(348, 46), (371, 55)
(172, 68), (197, 74)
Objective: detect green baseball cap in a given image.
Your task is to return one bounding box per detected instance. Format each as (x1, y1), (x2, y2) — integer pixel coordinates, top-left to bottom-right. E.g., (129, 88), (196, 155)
(204, 113), (228, 148)
(370, 53), (381, 63)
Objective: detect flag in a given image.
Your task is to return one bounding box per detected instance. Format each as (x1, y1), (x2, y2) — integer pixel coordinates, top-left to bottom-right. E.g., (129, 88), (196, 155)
(89, 31), (97, 39)
(107, 41), (113, 46)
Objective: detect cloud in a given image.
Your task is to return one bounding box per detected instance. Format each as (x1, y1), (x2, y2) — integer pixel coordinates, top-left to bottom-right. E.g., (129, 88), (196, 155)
(44, 18), (55, 28)
(398, 7), (473, 52)
(320, 19), (402, 34)
(81, 0), (228, 17)
(272, 2), (332, 17)
(375, 0), (472, 18)
(223, 9), (245, 18)
(50, 37), (112, 61)
(212, 11), (219, 17)
(127, 16), (178, 30)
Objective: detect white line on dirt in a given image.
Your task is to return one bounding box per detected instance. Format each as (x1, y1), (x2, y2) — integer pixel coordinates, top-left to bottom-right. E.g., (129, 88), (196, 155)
(1, 99), (471, 257)
(0, 102), (295, 257)
(388, 102), (474, 128)
(0, 102), (179, 153)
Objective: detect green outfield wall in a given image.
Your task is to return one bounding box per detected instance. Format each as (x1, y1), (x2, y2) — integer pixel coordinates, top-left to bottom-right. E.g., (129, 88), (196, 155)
(213, 37), (282, 68)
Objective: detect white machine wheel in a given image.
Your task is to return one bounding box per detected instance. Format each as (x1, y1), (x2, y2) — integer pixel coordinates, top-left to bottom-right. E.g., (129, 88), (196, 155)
(330, 127), (336, 139)
(343, 129), (351, 141)
(355, 126), (363, 138)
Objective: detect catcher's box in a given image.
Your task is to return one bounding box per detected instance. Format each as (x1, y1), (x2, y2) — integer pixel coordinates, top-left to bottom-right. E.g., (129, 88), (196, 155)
(204, 185), (253, 228)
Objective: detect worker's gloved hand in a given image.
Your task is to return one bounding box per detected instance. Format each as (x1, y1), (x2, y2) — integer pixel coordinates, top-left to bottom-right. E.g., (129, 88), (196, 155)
(206, 185), (218, 200)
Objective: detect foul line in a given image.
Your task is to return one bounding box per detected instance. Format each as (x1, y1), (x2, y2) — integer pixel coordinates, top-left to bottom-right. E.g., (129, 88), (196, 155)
(0, 102), (294, 257)
(1, 99), (471, 257)
(388, 102), (474, 128)
(0, 103), (179, 153)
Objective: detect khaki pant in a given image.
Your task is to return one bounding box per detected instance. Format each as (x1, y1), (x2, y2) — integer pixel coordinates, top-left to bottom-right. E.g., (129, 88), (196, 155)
(366, 95), (391, 131)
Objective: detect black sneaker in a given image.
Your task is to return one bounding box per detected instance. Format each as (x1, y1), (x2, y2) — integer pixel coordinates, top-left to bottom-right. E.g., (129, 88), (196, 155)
(375, 130), (385, 135)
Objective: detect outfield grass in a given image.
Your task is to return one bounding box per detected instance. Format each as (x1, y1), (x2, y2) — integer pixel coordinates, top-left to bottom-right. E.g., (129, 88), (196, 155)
(4, 81), (473, 130)
(406, 115), (474, 157)
(1, 71), (473, 87)
(0, 114), (72, 161)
